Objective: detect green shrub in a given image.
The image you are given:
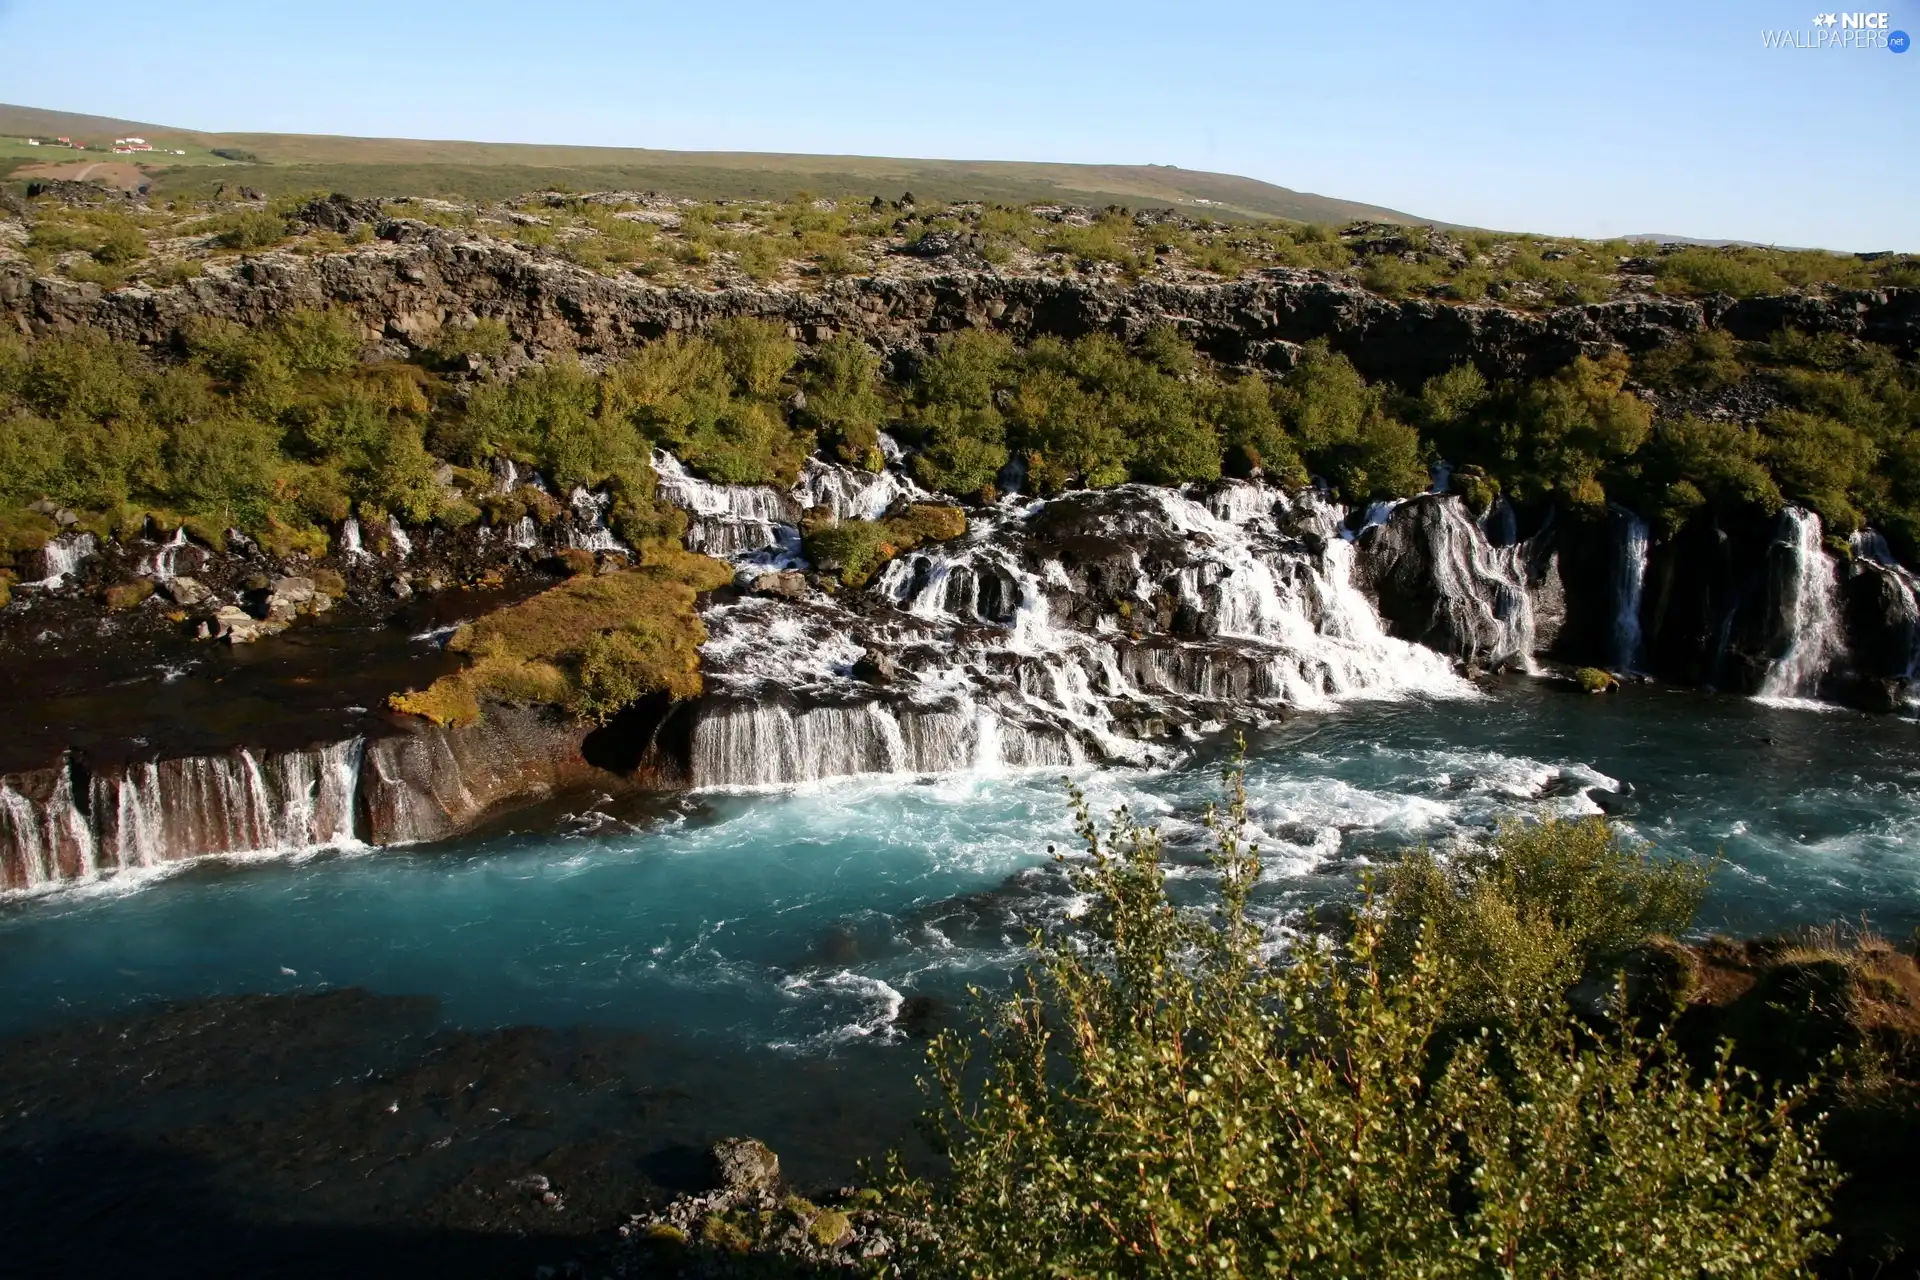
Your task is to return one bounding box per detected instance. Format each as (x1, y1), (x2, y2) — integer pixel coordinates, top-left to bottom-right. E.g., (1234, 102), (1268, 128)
(806, 1208), (851, 1248)
(1505, 351), (1652, 506)
(889, 781), (1830, 1278)
(1359, 255), (1440, 298)
(1275, 341), (1428, 501)
(799, 335), (888, 469)
(213, 209), (291, 250)
(804, 503), (967, 588)
(427, 316), (512, 364)
(1383, 816), (1709, 1021)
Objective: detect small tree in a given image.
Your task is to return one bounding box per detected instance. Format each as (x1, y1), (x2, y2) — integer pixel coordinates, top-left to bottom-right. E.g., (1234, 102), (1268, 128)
(889, 770), (1834, 1278)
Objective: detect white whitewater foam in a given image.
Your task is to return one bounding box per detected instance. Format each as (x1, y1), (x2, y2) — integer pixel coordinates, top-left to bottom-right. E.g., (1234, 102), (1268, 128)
(1757, 508), (1846, 705)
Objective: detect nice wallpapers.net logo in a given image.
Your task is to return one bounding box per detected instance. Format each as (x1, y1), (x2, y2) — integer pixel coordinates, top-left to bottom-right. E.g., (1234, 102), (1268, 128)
(1761, 11), (1911, 49)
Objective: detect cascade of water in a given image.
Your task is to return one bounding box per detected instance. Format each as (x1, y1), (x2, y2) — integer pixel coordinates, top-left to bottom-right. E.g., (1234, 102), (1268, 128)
(566, 487), (627, 554)
(387, 517), (414, 559)
(691, 478), (1473, 791)
(1421, 500), (1539, 672)
(651, 450), (797, 561)
(794, 457), (931, 522)
(1204, 480), (1280, 526)
(339, 517), (368, 560)
(2, 741), (367, 891)
(32, 532), (96, 588)
(508, 516), (539, 550)
(1757, 508), (1846, 703)
(143, 527), (191, 581)
(0, 781), (53, 889)
(1611, 505), (1650, 672)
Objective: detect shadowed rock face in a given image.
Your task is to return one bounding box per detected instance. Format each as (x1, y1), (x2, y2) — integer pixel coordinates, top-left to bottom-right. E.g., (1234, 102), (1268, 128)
(5, 223), (1915, 388)
(359, 706), (619, 847)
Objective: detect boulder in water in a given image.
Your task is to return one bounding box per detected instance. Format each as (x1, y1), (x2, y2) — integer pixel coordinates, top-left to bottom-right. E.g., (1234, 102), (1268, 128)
(751, 570), (809, 600)
(161, 575), (212, 607)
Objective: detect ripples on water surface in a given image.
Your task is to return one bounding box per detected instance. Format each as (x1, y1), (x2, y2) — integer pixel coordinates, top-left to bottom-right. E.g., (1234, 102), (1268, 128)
(4, 680), (1918, 1048)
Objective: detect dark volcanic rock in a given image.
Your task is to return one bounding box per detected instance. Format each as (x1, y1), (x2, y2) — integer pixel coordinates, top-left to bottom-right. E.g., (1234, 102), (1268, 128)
(291, 192), (385, 234)
(7, 231), (1912, 388)
(360, 702), (672, 846)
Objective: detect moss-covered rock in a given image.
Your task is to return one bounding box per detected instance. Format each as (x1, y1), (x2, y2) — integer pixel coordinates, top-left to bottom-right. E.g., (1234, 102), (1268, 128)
(102, 579), (155, 611)
(803, 503), (967, 588)
(1575, 666), (1619, 693)
(387, 546), (731, 726)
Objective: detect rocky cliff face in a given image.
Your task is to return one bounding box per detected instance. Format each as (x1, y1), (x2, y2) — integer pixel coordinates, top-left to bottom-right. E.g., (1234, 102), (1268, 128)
(5, 222), (1916, 386)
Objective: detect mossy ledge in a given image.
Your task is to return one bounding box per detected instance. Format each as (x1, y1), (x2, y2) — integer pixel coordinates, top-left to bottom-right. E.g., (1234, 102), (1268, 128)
(388, 544), (732, 727)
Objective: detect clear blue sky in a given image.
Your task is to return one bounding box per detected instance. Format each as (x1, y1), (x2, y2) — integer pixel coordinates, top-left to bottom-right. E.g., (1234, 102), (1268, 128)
(2, 0), (1913, 249)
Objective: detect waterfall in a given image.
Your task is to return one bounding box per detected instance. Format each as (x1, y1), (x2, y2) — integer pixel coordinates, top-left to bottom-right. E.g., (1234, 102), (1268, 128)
(1757, 508), (1846, 704)
(1411, 500), (1539, 672)
(340, 517), (368, 560)
(652, 449), (938, 571)
(508, 516), (540, 550)
(794, 457), (932, 521)
(387, 517), (414, 559)
(689, 699), (1077, 789)
(651, 451), (798, 561)
(690, 479), (1472, 791)
(0, 741), (366, 893)
(1204, 480), (1280, 526)
(32, 532), (96, 588)
(143, 527), (192, 581)
(566, 487), (628, 554)
(1611, 505), (1650, 672)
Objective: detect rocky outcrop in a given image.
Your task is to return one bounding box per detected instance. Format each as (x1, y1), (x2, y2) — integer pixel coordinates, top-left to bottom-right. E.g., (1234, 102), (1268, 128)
(359, 702), (669, 846)
(5, 226), (1914, 387)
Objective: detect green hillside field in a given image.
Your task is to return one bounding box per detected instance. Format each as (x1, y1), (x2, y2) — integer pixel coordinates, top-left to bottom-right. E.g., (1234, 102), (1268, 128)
(0, 102), (1421, 222)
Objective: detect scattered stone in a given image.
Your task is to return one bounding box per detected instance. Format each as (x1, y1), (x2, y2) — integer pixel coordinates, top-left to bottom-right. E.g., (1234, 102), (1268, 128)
(161, 575), (212, 607)
(850, 647), (899, 684)
(750, 570), (808, 600)
(210, 604), (289, 644)
(617, 1139), (904, 1275)
(262, 575), (333, 621)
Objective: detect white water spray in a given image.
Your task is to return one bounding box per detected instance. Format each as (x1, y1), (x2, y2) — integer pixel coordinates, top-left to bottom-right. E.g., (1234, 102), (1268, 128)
(1757, 508), (1846, 704)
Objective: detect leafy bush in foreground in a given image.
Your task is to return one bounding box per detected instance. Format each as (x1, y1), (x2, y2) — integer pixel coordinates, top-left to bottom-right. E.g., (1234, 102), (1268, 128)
(889, 785), (1833, 1277)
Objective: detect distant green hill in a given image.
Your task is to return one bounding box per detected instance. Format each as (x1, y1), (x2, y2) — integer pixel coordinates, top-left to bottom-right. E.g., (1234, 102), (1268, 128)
(0, 102), (1423, 223)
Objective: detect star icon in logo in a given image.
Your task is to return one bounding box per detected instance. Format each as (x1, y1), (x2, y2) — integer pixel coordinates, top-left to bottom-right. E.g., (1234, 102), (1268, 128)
(1818, 12), (1838, 25)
